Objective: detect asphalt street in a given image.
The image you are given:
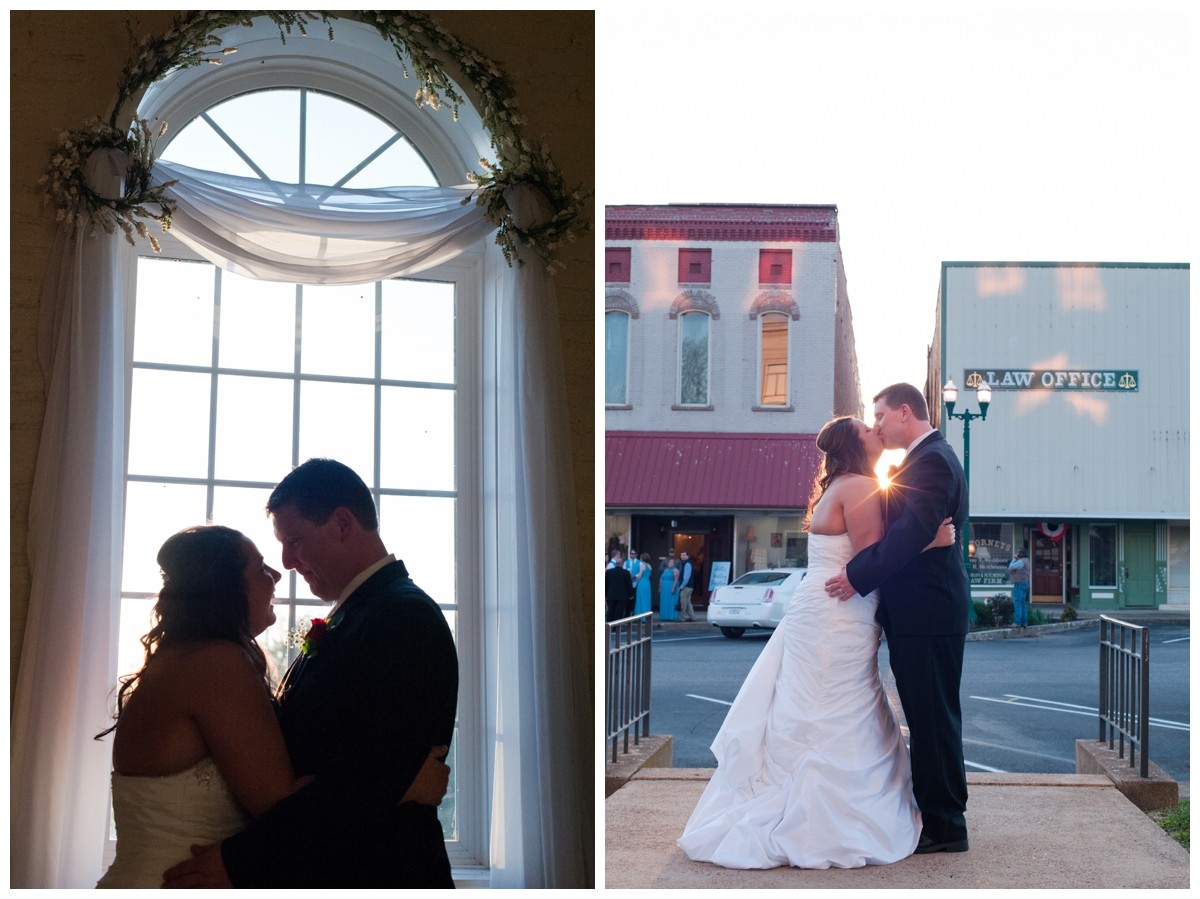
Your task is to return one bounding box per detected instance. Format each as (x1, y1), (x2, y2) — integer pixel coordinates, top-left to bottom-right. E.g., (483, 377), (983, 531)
(649, 622), (1189, 780)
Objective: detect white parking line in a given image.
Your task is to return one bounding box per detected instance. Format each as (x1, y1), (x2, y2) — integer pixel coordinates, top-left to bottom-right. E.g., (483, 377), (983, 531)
(687, 693), (733, 706)
(964, 759), (1007, 772)
(1163, 636), (1189, 644)
(970, 694), (1190, 731)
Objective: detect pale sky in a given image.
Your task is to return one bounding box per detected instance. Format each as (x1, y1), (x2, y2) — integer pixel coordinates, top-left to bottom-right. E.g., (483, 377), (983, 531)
(598, 3), (1193, 418)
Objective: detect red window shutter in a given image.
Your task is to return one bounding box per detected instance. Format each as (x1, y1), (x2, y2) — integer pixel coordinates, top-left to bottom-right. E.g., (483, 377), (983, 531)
(678, 248), (712, 284)
(606, 247), (631, 283)
(759, 249), (792, 284)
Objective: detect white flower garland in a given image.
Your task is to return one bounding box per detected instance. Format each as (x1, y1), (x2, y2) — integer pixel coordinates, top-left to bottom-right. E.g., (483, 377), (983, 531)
(40, 10), (588, 271)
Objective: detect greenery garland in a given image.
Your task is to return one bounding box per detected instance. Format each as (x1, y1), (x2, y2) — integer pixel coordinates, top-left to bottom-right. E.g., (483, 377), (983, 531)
(39, 10), (588, 271)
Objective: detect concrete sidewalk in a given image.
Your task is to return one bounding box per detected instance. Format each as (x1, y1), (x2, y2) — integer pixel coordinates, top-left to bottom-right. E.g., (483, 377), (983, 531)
(606, 608), (1190, 888)
(605, 770), (1190, 889)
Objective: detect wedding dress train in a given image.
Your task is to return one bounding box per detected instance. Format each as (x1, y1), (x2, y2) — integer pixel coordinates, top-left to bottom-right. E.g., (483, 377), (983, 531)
(96, 756), (248, 887)
(678, 533), (921, 869)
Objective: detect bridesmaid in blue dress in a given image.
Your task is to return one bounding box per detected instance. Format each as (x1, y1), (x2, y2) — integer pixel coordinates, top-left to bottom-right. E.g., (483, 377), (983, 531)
(658, 557), (681, 622)
(631, 552), (652, 616)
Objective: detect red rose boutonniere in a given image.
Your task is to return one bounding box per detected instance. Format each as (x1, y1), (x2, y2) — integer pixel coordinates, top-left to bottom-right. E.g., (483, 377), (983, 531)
(303, 618), (329, 657)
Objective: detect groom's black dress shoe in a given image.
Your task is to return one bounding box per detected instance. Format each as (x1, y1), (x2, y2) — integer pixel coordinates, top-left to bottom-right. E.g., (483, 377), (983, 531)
(914, 834), (969, 854)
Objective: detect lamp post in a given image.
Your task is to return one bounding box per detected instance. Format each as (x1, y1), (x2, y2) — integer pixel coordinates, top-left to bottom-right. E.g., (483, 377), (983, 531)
(942, 378), (992, 573)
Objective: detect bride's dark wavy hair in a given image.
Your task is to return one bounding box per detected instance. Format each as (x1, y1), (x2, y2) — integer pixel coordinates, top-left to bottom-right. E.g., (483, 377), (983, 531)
(95, 525), (269, 740)
(803, 416), (875, 532)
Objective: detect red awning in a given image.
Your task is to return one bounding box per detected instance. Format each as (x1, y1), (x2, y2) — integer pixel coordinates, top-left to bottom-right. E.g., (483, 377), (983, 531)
(605, 431), (821, 510)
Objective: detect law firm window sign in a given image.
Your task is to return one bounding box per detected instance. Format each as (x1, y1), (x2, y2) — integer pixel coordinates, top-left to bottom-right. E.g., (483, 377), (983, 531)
(964, 369), (1138, 392)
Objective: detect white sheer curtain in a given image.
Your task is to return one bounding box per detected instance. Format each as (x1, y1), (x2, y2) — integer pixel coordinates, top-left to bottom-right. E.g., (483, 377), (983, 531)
(12, 159), (589, 886)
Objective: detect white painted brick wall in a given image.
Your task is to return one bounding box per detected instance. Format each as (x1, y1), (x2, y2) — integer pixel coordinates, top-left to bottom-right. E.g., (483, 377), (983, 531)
(605, 239), (857, 434)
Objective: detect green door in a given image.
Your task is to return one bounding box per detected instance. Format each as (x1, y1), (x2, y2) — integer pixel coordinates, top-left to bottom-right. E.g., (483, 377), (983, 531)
(1121, 524), (1156, 608)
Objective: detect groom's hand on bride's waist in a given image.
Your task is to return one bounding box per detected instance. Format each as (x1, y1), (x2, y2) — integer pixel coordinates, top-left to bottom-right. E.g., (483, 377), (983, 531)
(400, 745), (451, 807)
(162, 842), (231, 888)
(825, 568), (856, 602)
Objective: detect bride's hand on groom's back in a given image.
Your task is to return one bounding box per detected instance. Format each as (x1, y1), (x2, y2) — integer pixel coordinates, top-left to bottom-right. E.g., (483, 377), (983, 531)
(924, 518), (955, 552)
(400, 745), (451, 807)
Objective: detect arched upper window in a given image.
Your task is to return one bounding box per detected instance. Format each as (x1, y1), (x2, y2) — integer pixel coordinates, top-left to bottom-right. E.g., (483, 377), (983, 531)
(678, 311), (711, 407)
(605, 310), (631, 406)
(759, 311), (790, 406)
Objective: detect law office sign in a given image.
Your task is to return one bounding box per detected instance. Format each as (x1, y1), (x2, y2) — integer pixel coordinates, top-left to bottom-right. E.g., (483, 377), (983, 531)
(964, 369), (1138, 392)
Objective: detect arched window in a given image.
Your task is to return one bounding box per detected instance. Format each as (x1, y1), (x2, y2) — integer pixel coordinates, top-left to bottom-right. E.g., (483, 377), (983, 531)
(759, 311), (790, 405)
(605, 310), (631, 405)
(679, 311), (711, 406)
(116, 19), (488, 869)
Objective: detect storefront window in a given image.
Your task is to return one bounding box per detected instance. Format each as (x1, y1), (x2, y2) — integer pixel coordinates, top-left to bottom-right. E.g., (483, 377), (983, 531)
(1089, 524), (1118, 587)
(1168, 524), (1189, 590)
(968, 522), (1014, 586)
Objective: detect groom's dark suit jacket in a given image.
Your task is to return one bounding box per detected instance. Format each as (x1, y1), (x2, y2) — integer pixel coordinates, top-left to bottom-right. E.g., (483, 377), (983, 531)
(846, 430), (970, 636)
(221, 559), (459, 887)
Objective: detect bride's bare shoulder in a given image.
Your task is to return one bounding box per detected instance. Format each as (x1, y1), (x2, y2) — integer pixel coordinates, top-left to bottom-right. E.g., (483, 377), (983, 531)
(827, 472), (878, 497)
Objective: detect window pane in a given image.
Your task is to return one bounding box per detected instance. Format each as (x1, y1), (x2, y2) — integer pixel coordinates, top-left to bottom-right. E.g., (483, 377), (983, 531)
(121, 481), (209, 594)
(204, 90), (301, 183)
(214, 375), (295, 482)
(117, 597), (156, 680)
(605, 311), (629, 405)
(257, 614), (296, 691)
(212, 485), (279, 569)
(381, 279), (454, 383)
(128, 369), (212, 478)
(969, 522), (1015, 586)
(219, 273), (296, 373)
(1089, 524), (1117, 586)
(134, 258), (214, 366)
(380, 387), (455, 492)
(301, 283), (376, 378)
(1168, 526), (1189, 588)
(680, 312), (709, 405)
(344, 138), (440, 188)
(160, 115), (259, 178)
(760, 312), (788, 405)
(305, 91), (396, 186)
(298, 380), (377, 481)
(378, 495), (456, 602)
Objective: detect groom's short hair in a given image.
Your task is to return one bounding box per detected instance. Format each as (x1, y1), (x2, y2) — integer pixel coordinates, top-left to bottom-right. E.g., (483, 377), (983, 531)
(267, 457), (379, 531)
(874, 382), (929, 421)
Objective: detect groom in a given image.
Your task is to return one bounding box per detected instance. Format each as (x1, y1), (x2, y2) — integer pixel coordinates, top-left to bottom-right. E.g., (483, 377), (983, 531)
(165, 458), (459, 886)
(824, 383), (970, 854)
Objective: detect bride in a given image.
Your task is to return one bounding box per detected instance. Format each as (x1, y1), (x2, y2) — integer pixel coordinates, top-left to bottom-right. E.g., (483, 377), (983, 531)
(95, 525), (446, 888)
(678, 416), (952, 869)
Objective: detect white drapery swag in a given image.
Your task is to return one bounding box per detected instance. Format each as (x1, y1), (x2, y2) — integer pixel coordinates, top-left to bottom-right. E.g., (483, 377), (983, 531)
(11, 156), (591, 887)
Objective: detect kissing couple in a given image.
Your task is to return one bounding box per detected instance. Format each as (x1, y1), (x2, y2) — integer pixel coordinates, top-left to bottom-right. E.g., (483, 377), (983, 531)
(679, 383), (971, 868)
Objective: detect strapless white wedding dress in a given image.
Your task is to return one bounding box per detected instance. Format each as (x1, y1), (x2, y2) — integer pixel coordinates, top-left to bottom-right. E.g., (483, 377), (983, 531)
(678, 533), (921, 869)
(96, 757), (249, 888)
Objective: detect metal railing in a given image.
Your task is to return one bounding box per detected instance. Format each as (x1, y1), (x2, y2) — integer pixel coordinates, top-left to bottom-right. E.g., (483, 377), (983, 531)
(606, 611), (653, 763)
(1097, 615), (1150, 777)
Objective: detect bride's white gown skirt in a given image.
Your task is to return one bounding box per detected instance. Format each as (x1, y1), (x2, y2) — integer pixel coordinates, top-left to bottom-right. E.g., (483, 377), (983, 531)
(678, 534), (921, 869)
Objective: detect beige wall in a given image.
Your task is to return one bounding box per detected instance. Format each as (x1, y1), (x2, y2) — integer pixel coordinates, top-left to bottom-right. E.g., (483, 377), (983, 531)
(8, 11), (595, 689)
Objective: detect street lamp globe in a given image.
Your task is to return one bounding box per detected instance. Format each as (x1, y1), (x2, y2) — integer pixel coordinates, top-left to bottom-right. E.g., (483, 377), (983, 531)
(976, 381), (992, 418)
(942, 379), (958, 415)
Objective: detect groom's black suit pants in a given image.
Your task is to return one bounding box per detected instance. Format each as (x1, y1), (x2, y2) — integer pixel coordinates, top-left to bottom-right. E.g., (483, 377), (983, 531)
(885, 630), (968, 843)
